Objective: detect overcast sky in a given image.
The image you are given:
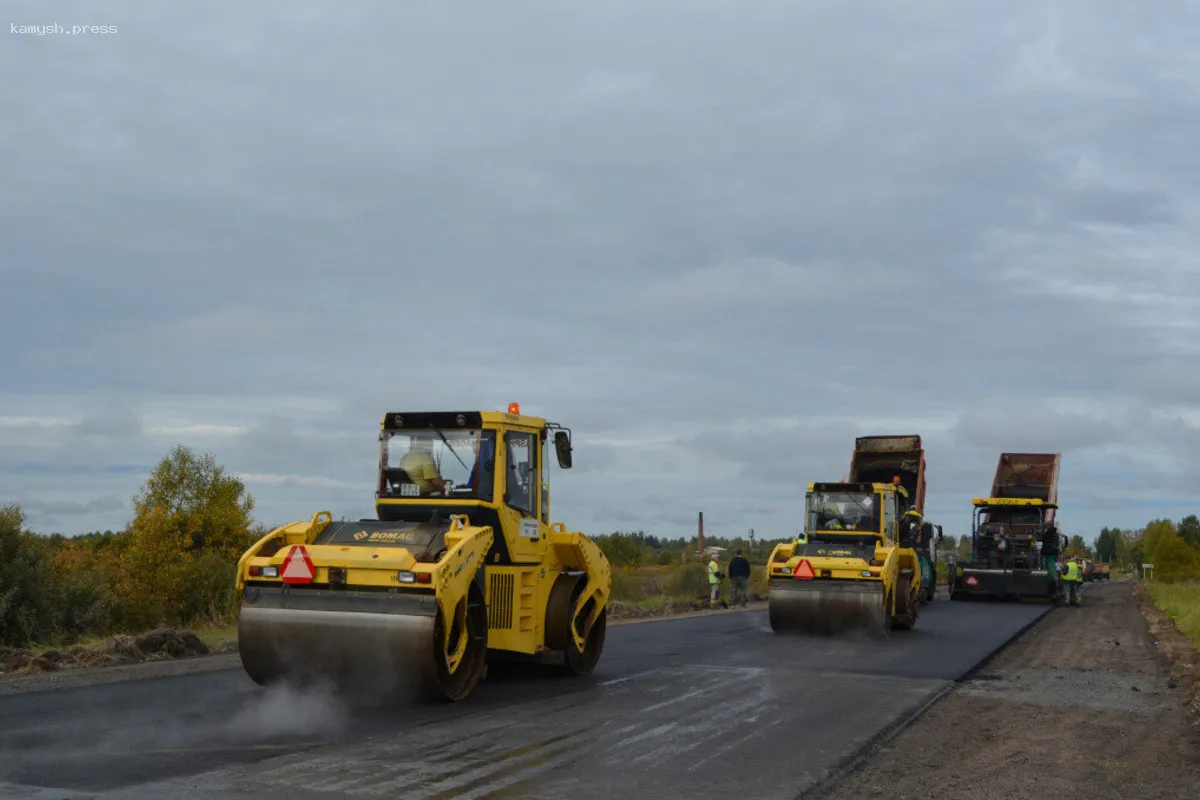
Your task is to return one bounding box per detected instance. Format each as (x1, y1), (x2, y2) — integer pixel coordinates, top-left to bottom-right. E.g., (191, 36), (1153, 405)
(3, 0), (1198, 546)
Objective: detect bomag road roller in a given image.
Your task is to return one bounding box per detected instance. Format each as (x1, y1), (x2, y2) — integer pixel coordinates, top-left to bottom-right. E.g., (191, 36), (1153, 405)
(234, 403), (611, 703)
(767, 479), (923, 636)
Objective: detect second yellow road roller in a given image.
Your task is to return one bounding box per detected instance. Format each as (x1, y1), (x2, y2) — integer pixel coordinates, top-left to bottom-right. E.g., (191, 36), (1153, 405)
(767, 478), (923, 636)
(233, 403), (611, 702)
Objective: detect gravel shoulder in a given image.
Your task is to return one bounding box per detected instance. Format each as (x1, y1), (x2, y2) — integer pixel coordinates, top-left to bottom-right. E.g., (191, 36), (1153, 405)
(820, 580), (1200, 800)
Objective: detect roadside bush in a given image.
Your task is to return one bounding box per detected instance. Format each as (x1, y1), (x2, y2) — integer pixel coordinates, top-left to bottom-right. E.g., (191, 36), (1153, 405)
(668, 562), (710, 600)
(48, 539), (123, 642)
(0, 505), (58, 647)
(610, 566), (644, 603)
(175, 549), (241, 625)
(750, 565), (769, 597)
(1149, 533), (1200, 584)
(0, 445), (260, 648)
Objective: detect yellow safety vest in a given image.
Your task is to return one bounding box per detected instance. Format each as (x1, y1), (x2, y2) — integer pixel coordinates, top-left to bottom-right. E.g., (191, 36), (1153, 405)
(708, 561), (720, 584)
(1065, 561), (1081, 582)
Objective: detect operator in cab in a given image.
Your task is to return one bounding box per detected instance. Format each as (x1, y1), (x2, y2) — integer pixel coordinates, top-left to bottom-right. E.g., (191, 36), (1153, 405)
(401, 436), (447, 496)
(821, 503), (845, 529)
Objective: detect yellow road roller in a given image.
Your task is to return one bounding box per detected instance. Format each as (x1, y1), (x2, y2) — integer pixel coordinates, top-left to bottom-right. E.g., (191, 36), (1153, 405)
(234, 404), (611, 702)
(767, 480), (922, 636)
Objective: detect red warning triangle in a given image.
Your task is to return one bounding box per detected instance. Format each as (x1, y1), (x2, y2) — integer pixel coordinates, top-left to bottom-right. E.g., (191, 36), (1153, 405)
(793, 559), (815, 580)
(280, 545), (315, 584)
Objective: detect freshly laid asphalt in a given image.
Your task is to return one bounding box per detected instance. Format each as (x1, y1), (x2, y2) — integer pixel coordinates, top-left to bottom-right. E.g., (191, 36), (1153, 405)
(0, 595), (1051, 800)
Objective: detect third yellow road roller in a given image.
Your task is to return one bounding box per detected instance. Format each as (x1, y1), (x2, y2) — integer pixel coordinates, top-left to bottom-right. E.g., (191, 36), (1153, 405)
(767, 478), (923, 636)
(233, 403), (611, 702)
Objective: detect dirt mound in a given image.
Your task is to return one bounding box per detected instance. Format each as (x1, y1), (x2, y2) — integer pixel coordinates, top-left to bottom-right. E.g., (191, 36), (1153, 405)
(132, 628), (210, 659)
(0, 628), (210, 677)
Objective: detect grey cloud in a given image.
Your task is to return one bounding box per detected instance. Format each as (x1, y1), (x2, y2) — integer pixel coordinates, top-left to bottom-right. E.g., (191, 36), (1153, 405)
(566, 441), (618, 476)
(235, 415), (316, 472)
(1118, 360), (1200, 405)
(21, 495), (125, 516)
(71, 409), (143, 440)
(598, 508), (641, 526)
(676, 419), (865, 488)
(949, 410), (1125, 455)
(630, 258), (875, 316)
(2, 0), (1199, 539)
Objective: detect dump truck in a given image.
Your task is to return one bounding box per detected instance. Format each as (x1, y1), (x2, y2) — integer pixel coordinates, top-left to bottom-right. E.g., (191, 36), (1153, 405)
(949, 452), (1066, 603)
(847, 435), (941, 603)
(234, 404), (612, 703)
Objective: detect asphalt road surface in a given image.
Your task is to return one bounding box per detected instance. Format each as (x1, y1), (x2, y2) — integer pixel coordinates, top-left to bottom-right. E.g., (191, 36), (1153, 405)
(0, 596), (1051, 800)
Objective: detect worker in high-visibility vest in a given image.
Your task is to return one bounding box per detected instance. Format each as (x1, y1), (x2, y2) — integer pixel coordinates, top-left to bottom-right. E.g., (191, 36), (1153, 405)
(1062, 555), (1083, 606)
(708, 554), (726, 608)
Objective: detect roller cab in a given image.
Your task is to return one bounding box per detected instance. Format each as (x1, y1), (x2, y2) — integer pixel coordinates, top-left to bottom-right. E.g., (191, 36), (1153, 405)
(235, 405), (611, 703)
(768, 482), (922, 636)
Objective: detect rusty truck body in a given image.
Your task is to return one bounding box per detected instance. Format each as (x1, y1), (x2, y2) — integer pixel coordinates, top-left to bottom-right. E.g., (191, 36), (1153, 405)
(847, 435), (926, 516)
(847, 435), (940, 602)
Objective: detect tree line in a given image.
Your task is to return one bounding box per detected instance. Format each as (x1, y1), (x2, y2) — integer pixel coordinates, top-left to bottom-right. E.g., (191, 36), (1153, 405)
(2, 443), (1196, 648)
(0, 445), (268, 648)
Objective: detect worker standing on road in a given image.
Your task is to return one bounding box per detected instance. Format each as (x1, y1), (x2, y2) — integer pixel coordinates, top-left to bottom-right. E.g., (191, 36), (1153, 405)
(708, 554), (726, 608)
(1063, 555), (1083, 606)
(728, 549), (751, 608)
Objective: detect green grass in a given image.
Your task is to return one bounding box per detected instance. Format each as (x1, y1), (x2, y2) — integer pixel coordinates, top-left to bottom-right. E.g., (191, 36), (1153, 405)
(1146, 581), (1200, 651)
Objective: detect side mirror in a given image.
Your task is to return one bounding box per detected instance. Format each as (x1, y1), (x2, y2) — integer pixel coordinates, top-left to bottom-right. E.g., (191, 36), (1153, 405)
(936, 525), (944, 542)
(554, 430), (572, 469)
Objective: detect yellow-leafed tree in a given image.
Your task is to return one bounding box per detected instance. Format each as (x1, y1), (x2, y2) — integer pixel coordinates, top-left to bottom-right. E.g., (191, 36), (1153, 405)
(119, 445), (257, 628)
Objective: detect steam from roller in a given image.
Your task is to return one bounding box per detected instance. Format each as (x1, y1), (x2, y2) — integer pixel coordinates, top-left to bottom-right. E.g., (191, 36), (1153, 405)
(769, 583), (888, 637)
(227, 680), (350, 740)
